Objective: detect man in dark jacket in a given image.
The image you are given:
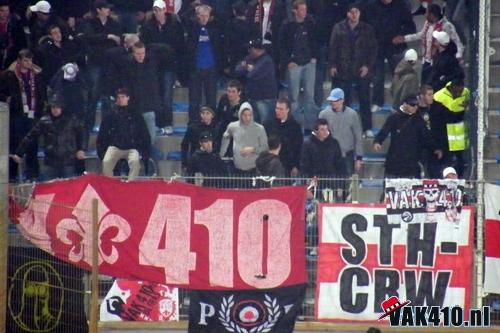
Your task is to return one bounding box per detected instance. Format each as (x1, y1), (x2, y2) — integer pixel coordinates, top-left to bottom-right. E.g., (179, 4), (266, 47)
(0, 49), (46, 181)
(120, 41), (163, 147)
(427, 30), (462, 91)
(140, 0), (185, 134)
(224, 0), (258, 76)
(255, 134), (286, 187)
(366, 0), (416, 113)
(187, 131), (227, 187)
(279, 0), (318, 129)
(301, 118), (346, 201)
(264, 97), (302, 176)
(256, 134), (286, 177)
(185, 4), (224, 122)
(329, 3), (377, 137)
(82, 0), (123, 131)
(36, 24), (81, 86)
(235, 38), (277, 123)
(0, 2), (27, 70)
(217, 79), (245, 135)
(96, 88), (151, 181)
(247, 0), (286, 65)
(373, 95), (442, 178)
(301, 118), (345, 177)
(181, 106), (221, 169)
(11, 98), (86, 180)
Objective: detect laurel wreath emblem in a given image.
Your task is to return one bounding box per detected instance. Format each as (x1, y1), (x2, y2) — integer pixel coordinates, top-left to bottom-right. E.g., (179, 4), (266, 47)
(218, 294), (282, 333)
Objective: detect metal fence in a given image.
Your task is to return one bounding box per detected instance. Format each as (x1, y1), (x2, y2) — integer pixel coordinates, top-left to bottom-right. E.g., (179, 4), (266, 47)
(6, 175), (499, 327)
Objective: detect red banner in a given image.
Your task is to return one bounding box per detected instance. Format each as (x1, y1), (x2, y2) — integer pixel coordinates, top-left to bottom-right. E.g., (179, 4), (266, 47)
(13, 174), (307, 290)
(316, 203), (474, 322)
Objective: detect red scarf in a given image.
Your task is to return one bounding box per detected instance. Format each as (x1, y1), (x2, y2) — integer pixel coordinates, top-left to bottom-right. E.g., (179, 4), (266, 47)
(421, 19), (444, 58)
(15, 61), (36, 114)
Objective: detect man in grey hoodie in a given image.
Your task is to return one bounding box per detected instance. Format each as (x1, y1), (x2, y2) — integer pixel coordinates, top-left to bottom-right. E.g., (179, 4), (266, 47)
(220, 102), (269, 174)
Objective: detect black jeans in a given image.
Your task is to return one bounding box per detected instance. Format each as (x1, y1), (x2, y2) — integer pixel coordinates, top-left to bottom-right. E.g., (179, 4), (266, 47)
(9, 117), (39, 181)
(188, 68), (217, 123)
(333, 77), (372, 131)
(372, 53), (401, 107)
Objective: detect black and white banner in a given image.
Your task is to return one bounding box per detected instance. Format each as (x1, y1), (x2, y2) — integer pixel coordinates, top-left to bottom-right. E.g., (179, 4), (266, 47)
(188, 284), (306, 333)
(100, 280), (179, 321)
(385, 179), (465, 224)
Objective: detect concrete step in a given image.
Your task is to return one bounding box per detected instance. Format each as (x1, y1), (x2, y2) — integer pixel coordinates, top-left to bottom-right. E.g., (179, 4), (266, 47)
(493, 1), (500, 14)
(491, 38), (500, 64)
(158, 160), (182, 177)
(485, 135), (500, 159)
(485, 159), (500, 181)
(174, 111), (189, 126)
(489, 87), (500, 109)
(488, 111), (500, 134)
(155, 135), (183, 153)
(491, 14), (500, 39)
(490, 65), (500, 86)
(358, 186), (383, 204)
(360, 160), (385, 179)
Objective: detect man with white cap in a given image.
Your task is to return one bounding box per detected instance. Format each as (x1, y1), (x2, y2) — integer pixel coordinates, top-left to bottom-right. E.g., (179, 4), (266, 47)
(140, 0), (185, 136)
(27, 0), (68, 48)
(427, 30), (462, 91)
(391, 48), (419, 112)
(48, 63), (87, 117)
(319, 87), (363, 176)
(442, 166), (458, 179)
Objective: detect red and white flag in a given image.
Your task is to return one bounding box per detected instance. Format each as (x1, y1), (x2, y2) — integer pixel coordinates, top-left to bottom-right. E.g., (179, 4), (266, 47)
(485, 183), (500, 294)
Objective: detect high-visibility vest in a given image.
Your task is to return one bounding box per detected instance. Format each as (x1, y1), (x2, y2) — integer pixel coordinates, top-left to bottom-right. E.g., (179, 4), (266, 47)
(434, 83), (470, 151)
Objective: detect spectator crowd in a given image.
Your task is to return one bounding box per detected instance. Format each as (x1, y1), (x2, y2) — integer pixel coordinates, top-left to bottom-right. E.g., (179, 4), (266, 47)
(3, 0), (470, 191)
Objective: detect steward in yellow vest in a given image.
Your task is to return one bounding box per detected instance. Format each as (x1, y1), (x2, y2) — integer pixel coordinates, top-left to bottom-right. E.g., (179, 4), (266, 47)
(430, 77), (470, 177)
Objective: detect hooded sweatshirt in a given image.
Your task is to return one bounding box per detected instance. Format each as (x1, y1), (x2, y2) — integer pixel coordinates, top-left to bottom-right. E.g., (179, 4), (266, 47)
(220, 102), (268, 171)
(391, 59), (419, 110)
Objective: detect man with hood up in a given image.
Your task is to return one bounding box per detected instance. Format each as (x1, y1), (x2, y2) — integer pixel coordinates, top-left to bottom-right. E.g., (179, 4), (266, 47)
(11, 96), (86, 180)
(391, 48), (419, 111)
(220, 101), (268, 174)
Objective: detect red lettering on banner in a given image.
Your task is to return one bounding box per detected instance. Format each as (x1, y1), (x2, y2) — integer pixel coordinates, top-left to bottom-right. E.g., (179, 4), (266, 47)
(139, 194), (196, 284)
(238, 200), (292, 288)
(12, 175), (306, 290)
(194, 199), (234, 287)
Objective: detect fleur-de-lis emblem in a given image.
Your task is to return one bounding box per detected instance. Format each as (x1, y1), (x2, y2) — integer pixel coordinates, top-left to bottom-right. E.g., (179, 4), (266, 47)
(56, 185), (131, 266)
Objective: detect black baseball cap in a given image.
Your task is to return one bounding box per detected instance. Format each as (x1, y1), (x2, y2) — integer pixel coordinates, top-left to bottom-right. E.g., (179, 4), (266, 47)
(247, 39), (264, 49)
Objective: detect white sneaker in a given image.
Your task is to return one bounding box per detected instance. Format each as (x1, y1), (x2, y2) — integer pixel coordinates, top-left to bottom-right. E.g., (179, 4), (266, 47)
(371, 104), (381, 113)
(163, 126), (173, 135)
(364, 129), (375, 138)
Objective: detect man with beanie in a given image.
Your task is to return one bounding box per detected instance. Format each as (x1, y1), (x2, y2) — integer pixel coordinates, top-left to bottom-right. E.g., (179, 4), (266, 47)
(427, 30), (462, 91)
(374, 95), (442, 178)
(235, 39), (277, 123)
(220, 101), (268, 174)
(181, 106), (221, 170)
